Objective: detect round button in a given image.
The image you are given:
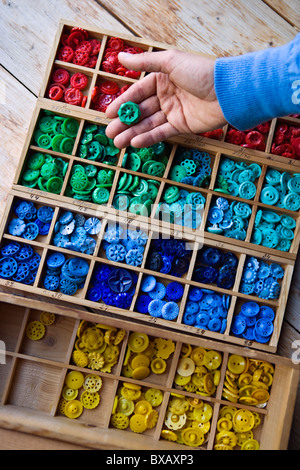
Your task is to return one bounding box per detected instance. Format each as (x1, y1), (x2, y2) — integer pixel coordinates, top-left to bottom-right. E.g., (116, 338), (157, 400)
(227, 354), (247, 375)
(130, 414), (147, 433)
(177, 357), (195, 377)
(260, 186), (279, 205)
(233, 409), (255, 432)
(128, 332), (149, 353)
(108, 268), (133, 293)
(65, 371), (85, 390)
(118, 102), (141, 125)
(65, 400), (83, 419)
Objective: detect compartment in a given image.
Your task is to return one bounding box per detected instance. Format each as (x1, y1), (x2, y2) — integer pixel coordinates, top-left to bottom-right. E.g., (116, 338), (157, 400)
(55, 25), (103, 70)
(110, 383), (163, 437)
(57, 369), (116, 427)
(0, 240), (43, 286)
(63, 161), (115, 205)
(8, 359), (63, 413)
(39, 249), (91, 298)
(134, 274), (185, 322)
(113, 171), (158, 216)
(121, 331), (176, 385)
(224, 121), (271, 152)
(44, 65), (93, 108)
(76, 121), (120, 166)
(51, 208), (103, 256)
(20, 309), (76, 362)
(0, 302), (25, 352)
(270, 118), (300, 160)
(89, 77), (132, 113)
(18, 149), (70, 195)
(167, 145), (215, 189)
(214, 155), (262, 200)
(260, 166), (300, 212)
(70, 320), (127, 375)
(86, 261), (137, 309)
(206, 195), (253, 241)
(122, 142), (172, 178)
(156, 184), (206, 229)
(99, 220), (149, 267)
(160, 394), (215, 448)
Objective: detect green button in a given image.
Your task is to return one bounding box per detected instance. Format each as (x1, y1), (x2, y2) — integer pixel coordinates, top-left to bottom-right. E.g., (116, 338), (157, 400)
(118, 101), (141, 125)
(127, 153), (141, 172)
(92, 187), (110, 204)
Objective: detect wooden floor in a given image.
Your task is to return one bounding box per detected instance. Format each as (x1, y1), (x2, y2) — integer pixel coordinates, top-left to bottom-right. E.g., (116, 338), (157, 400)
(0, 0), (299, 450)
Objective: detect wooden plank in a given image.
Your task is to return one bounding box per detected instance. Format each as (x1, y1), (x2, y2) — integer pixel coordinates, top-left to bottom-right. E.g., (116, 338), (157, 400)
(263, 0), (300, 30)
(0, 0), (130, 96)
(0, 66), (35, 222)
(96, 0), (297, 55)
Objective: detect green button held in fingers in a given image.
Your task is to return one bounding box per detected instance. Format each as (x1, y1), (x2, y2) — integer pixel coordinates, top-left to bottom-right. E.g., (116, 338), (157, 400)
(118, 101), (141, 125)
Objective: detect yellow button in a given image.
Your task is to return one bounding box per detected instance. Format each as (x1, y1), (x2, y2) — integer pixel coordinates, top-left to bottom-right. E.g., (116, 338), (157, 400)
(233, 409), (255, 433)
(65, 400), (83, 419)
(26, 321), (45, 341)
(111, 412), (129, 429)
(227, 354), (247, 375)
(128, 332), (149, 353)
(203, 350), (222, 370)
(177, 357), (195, 377)
(165, 411), (187, 430)
(81, 391), (100, 409)
(145, 409), (158, 429)
(123, 382), (141, 391)
(134, 400), (152, 415)
(65, 371), (85, 390)
(241, 439), (260, 450)
(217, 417), (232, 432)
(151, 358), (166, 374)
(216, 430), (237, 448)
(193, 403), (213, 423)
(131, 354), (150, 369)
(204, 373), (215, 394)
(132, 366), (151, 380)
(83, 374), (102, 392)
(62, 386), (78, 401)
(181, 427), (204, 447)
(130, 414), (147, 433)
(190, 347), (206, 365)
(161, 430), (177, 441)
(180, 343), (192, 357)
(145, 388), (163, 407)
(117, 397), (135, 416)
(40, 312), (55, 326)
(251, 388), (270, 404)
(174, 374), (191, 386)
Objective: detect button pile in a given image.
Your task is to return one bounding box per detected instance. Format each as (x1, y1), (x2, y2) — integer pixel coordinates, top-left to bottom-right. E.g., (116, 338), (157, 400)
(53, 210), (101, 255)
(215, 157), (261, 200)
(239, 256), (283, 299)
(161, 394), (213, 447)
(214, 405), (261, 450)
(111, 383), (160, 433)
(145, 237), (192, 277)
(8, 201), (54, 240)
(271, 120), (300, 159)
(174, 344), (222, 397)
(168, 147), (212, 188)
(78, 122), (119, 164)
(47, 68), (89, 107)
(32, 111), (79, 154)
(65, 163), (114, 204)
(157, 187), (205, 228)
(102, 225), (147, 266)
(0, 241), (41, 285)
(26, 311), (56, 341)
(231, 302), (275, 343)
(21, 152), (68, 194)
(251, 209), (296, 251)
(260, 169), (300, 211)
(87, 263), (136, 309)
(43, 252), (90, 295)
(59, 371), (103, 418)
(91, 80), (129, 112)
(225, 122), (270, 151)
(123, 141), (170, 176)
(113, 172), (159, 215)
(57, 27), (101, 68)
(193, 247), (238, 289)
(122, 332), (175, 380)
(101, 36), (144, 77)
(136, 275), (184, 321)
(222, 354), (274, 407)
(207, 197), (252, 240)
(72, 320), (126, 372)
(182, 287), (230, 333)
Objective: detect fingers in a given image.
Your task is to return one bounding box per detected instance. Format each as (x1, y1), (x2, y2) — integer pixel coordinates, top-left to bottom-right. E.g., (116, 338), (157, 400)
(130, 121), (179, 148)
(118, 49), (175, 73)
(112, 109), (168, 149)
(105, 73), (157, 119)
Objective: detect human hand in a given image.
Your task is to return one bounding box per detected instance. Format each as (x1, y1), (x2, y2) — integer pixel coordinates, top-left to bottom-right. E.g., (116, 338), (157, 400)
(105, 49), (226, 148)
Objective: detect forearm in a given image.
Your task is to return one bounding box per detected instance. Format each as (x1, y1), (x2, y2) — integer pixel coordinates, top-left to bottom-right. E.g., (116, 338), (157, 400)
(214, 34), (300, 130)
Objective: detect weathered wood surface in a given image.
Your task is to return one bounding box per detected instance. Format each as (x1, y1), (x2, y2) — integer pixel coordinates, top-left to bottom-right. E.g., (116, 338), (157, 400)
(0, 0), (299, 450)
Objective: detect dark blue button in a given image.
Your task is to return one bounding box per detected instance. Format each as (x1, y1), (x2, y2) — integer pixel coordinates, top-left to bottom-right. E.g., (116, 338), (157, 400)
(47, 252), (66, 269)
(108, 268), (133, 293)
(165, 281), (184, 301)
(135, 294), (152, 313)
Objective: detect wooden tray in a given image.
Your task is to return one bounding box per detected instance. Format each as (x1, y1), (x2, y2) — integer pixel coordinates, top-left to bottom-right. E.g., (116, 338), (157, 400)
(1, 19), (300, 355)
(0, 291), (298, 450)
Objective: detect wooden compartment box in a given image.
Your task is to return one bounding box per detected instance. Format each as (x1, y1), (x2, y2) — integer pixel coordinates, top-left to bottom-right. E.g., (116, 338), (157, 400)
(0, 291), (298, 450)
(2, 22), (300, 355)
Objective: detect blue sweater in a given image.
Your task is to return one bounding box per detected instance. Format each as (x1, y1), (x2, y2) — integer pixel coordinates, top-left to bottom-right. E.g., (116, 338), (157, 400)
(214, 33), (300, 130)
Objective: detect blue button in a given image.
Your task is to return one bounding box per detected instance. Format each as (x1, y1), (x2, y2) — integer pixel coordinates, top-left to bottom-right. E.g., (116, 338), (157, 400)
(231, 315), (246, 335)
(241, 301), (260, 317)
(148, 299), (164, 317)
(148, 282), (166, 300)
(141, 275), (157, 292)
(165, 281), (184, 301)
(47, 252), (66, 269)
(135, 294), (152, 313)
(188, 286), (203, 301)
(161, 301), (179, 320)
(108, 268), (133, 293)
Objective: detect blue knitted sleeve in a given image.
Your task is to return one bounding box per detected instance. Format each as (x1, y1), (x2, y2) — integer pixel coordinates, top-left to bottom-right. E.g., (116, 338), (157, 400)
(214, 34), (300, 130)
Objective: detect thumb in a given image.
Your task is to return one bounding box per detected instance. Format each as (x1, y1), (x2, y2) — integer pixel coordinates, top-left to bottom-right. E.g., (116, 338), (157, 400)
(118, 50), (175, 73)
